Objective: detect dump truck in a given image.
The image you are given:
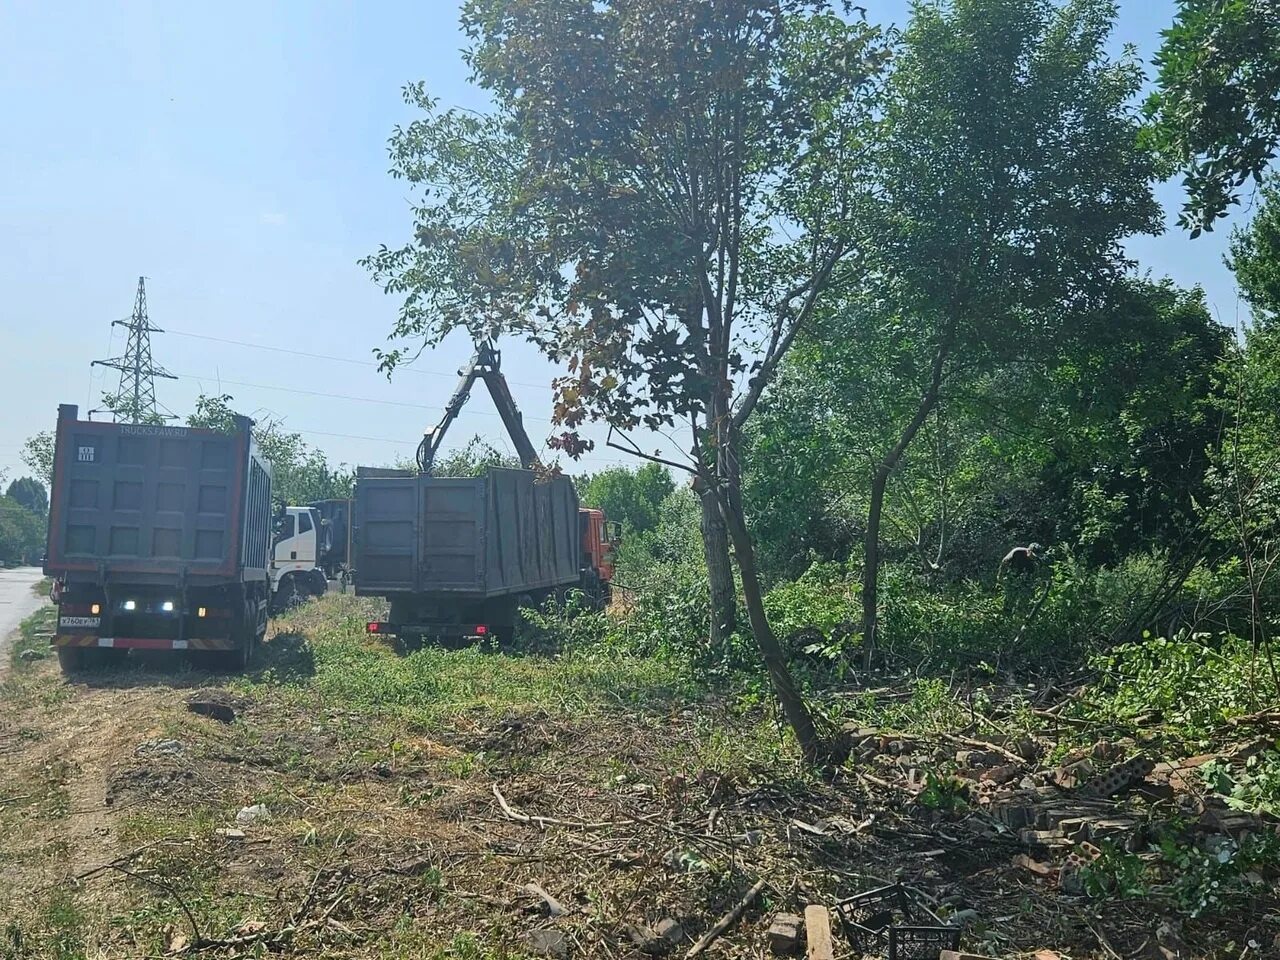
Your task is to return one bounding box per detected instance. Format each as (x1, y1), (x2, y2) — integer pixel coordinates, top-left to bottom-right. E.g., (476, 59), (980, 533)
(309, 497), (353, 581)
(270, 503), (330, 608)
(43, 404), (273, 671)
(355, 342), (618, 645)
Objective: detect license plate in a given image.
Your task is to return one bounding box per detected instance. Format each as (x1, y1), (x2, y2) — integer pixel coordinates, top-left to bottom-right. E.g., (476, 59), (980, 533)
(59, 616), (101, 628)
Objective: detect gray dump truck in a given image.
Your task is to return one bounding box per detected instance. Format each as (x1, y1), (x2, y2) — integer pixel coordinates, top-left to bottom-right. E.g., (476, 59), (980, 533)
(43, 404), (273, 671)
(353, 342), (617, 646)
(354, 467), (586, 645)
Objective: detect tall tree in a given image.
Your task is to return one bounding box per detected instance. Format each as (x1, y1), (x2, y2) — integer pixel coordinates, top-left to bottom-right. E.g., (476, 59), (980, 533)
(367, 0), (887, 760)
(6, 477), (48, 517)
(850, 0), (1161, 655)
(0, 497), (44, 564)
(1228, 176), (1280, 320)
(578, 463), (675, 535)
(20, 432), (54, 486)
(1146, 0), (1280, 234)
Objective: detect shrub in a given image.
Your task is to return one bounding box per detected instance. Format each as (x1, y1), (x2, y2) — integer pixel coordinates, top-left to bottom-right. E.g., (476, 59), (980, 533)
(1076, 632), (1268, 743)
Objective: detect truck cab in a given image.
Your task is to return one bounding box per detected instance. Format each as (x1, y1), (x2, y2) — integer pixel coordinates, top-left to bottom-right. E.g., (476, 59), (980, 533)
(579, 508), (621, 598)
(270, 505), (327, 608)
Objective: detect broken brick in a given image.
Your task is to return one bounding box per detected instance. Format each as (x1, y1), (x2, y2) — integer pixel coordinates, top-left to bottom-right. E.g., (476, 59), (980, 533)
(766, 913), (803, 956)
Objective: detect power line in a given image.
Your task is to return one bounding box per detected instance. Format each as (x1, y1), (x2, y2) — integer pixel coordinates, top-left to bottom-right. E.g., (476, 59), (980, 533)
(173, 372), (507, 415)
(163, 327), (551, 390)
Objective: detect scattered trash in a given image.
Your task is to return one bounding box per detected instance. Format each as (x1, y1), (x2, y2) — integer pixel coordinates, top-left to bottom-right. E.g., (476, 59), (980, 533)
(185, 688), (244, 724)
(523, 928), (569, 959)
(627, 920), (681, 956)
(214, 827), (246, 841)
(520, 882), (566, 918)
(135, 738), (185, 757)
(18, 648), (47, 662)
(235, 803), (270, 825)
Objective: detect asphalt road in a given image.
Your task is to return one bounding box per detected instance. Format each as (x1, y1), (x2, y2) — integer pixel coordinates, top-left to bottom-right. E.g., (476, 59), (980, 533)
(0, 566), (47, 663)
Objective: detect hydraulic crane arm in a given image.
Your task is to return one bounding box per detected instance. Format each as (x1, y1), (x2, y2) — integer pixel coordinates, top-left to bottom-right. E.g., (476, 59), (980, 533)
(416, 341), (541, 474)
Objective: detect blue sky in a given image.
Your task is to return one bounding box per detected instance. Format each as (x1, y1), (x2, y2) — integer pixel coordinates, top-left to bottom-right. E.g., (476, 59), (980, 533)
(0, 0), (1250, 485)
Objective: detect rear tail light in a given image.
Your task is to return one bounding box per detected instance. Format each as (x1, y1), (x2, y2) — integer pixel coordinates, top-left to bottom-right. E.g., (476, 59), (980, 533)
(90, 603), (101, 615)
(366, 622), (384, 634)
(474, 624), (488, 635)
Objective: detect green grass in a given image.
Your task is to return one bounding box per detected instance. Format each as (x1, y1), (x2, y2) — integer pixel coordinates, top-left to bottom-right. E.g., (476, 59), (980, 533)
(8, 605), (55, 668)
(247, 595), (699, 727)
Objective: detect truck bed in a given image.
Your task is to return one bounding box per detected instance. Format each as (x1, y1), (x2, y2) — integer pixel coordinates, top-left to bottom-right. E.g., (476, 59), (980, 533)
(45, 406), (272, 586)
(353, 468), (580, 599)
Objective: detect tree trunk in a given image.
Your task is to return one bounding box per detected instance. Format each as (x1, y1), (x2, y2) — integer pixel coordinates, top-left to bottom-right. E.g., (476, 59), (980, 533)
(861, 339), (949, 666)
(700, 487), (737, 646)
(861, 465), (890, 666)
(720, 459), (824, 762)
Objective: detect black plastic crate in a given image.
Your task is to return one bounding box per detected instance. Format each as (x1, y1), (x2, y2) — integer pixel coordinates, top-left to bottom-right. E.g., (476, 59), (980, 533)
(889, 925), (962, 960)
(835, 884), (960, 960)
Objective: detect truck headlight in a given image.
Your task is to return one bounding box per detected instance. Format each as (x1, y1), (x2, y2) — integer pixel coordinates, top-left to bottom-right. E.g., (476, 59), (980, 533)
(123, 600), (136, 611)
(161, 601), (175, 612)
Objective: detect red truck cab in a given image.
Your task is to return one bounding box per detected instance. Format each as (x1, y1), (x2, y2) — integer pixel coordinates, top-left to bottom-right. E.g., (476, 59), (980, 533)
(579, 508), (620, 589)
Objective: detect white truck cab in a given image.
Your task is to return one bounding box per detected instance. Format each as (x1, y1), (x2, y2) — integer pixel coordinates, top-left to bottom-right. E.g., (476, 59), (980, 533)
(270, 505), (328, 610)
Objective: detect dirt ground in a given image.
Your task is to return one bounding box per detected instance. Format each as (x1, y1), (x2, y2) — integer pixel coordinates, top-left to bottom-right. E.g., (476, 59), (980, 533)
(0, 596), (1276, 959)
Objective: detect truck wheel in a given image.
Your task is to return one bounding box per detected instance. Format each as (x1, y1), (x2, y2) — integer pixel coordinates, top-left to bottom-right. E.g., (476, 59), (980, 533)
(309, 570), (328, 597)
(57, 647), (82, 674)
(277, 576), (301, 612)
(395, 632), (424, 655)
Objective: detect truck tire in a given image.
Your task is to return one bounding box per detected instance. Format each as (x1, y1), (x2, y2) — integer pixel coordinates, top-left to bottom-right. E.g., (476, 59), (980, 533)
(276, 576), (301, 612)
(309, 569), (328, 597)
(57, 646), (125, 673)
(57, 647), (82, 674)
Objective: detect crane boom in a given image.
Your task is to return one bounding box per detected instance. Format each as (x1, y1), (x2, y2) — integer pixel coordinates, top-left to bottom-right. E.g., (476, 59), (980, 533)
(416, 341), (541, 474)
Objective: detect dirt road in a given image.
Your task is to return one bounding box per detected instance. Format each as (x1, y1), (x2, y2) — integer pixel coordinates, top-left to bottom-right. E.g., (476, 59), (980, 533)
(0, 566), (45, 661)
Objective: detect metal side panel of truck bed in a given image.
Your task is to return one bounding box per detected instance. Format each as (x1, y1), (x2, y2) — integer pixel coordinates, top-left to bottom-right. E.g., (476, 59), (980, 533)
(353, 468), (580, 599)
(44, 405), (272, 585)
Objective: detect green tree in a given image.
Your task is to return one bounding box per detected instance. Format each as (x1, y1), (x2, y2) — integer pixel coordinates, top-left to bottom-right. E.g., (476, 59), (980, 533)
(1146, 0), (1280, 234)
(433, 436), (522, 478)
(188, 394), (354, 504)
(1228, 176), (1280, 320)
(97, 390), (169, 426)
(20, 432), (54, 486)
(848, 0), (1161, 656)
(1200, 325), (1280, 690)
(367, 0), (887, 760)
(577, 464), (675, 535)
(0, 497), (44, 564)
(5, 477), (48, 517)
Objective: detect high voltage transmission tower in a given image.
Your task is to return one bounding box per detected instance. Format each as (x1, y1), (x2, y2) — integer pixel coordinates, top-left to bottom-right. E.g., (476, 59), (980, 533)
(92, 277), (177, 423)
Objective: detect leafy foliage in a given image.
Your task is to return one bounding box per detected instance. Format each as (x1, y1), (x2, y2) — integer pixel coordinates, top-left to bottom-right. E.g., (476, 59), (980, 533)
(368, 0), (896, 759)
(431, 436), (521, 478)
(0, 497), (44, 563)
(1200, 751), (1280, 817)
(576, 463), (674, 535)
(20, 432), (54, 486)
(1146, 0), (1280, 234)
(5, 478), (47, 518)
(1076, 633), (1265, 743)
(1228, 175), (1280, 320)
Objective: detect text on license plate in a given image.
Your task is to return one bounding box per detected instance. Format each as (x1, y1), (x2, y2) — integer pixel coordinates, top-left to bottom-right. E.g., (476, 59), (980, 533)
(59, 617), (101, 628)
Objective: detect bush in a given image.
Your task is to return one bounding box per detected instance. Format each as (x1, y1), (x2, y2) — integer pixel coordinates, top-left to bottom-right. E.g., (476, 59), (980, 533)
(1076, 632), (1270, 743)
(763, 561), (859, 643)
